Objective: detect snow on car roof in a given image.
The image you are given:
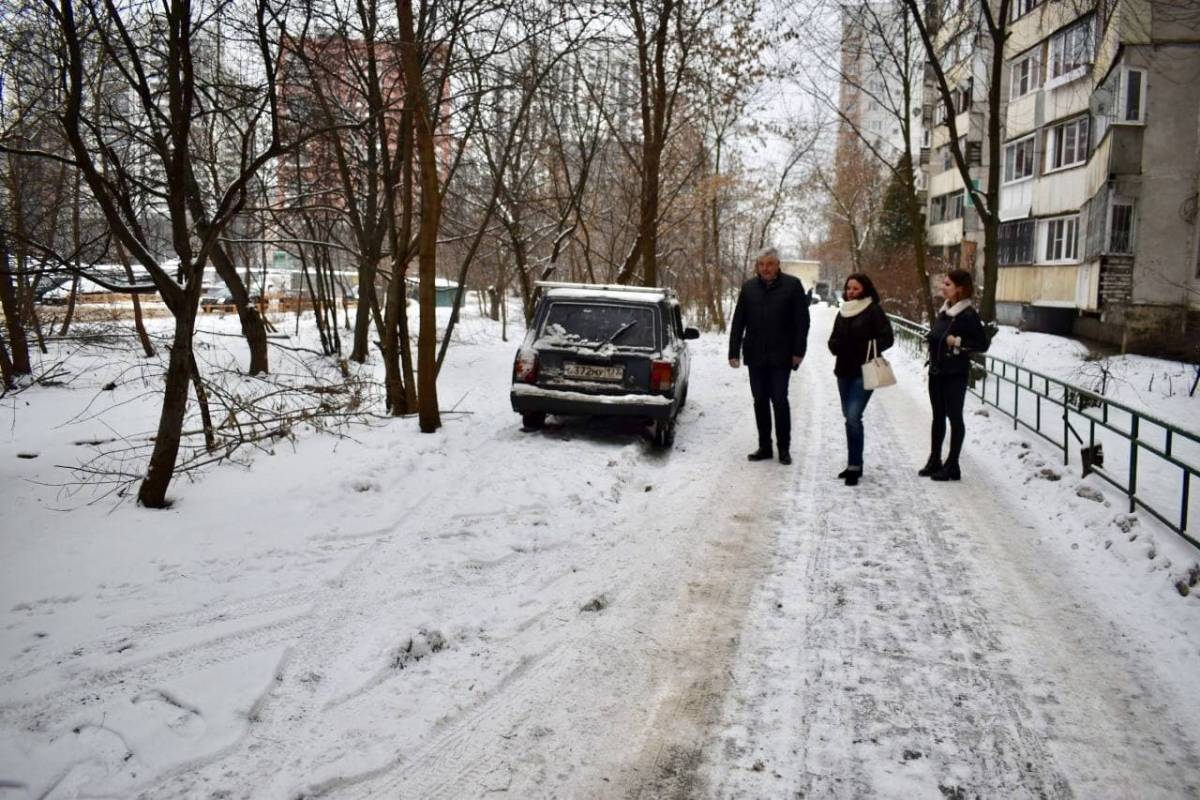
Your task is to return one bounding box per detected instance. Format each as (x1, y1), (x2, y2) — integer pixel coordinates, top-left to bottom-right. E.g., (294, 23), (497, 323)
(542, 287), (669, 304)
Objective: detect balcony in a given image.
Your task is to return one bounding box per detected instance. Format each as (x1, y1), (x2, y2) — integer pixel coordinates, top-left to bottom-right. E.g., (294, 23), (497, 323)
(1107, 125), (1144, 176)
(1086, 124), (1144, 196)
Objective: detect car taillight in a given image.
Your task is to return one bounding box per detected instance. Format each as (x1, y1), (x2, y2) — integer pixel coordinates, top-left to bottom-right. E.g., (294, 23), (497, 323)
(650, 360), (673, 392)
(514, 351), (539, 384)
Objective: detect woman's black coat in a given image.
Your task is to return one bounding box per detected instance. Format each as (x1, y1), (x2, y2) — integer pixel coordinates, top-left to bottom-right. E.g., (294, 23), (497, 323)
(827, 301), (895, 379)
(926, 304), (990, 376)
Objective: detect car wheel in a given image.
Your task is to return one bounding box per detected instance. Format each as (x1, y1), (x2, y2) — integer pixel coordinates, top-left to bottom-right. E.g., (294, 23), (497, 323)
(678, 385), (689, 409)
(521, 412), (546, 431)
(651, 418), (675, 448)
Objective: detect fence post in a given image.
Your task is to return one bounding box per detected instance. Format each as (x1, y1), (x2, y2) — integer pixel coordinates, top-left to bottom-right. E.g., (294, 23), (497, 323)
(1182, 471), (1191, 534)
(1012, 366), (1020, 430)
(1128, 415), (1140, 514)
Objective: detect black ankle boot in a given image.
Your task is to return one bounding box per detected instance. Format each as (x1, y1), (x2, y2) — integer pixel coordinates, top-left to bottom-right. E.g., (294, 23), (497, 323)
(747, 447), (773, 462)
(844, 470), (860, 486)
(917, 456), (942, 477)
(838, 467), (862, 479)
(778, 449), (792, 465)
(930, 463), (961, 481)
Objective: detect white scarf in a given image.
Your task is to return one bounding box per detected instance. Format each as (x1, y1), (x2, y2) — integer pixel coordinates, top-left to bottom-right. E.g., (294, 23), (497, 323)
(839, 297), (873, 318)
(939, 299), (972, 317)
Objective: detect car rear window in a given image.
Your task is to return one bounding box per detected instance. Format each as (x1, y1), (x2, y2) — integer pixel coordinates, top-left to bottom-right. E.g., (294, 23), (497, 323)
(539, 302), (656, 349)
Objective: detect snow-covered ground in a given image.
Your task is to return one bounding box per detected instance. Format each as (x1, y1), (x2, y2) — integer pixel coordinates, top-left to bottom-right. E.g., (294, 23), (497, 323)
(1, 303), (1198, 798)
(985, 325), (1198, 425)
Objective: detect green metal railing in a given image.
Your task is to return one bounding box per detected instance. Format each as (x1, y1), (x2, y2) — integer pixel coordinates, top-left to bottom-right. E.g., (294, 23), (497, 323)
(889, 314), (1200, 548)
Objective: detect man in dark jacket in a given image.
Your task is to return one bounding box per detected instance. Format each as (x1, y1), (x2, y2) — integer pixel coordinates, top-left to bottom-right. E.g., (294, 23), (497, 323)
(728, 247), (811, 465)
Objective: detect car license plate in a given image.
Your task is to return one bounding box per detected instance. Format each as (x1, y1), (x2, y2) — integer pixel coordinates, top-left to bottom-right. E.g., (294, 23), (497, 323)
(564, 362), (623, 382)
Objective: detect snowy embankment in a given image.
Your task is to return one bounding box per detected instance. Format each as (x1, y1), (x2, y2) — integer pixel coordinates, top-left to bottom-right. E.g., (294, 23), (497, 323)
(985, 325), (1198, 424)
(1, 302), (1197, 798)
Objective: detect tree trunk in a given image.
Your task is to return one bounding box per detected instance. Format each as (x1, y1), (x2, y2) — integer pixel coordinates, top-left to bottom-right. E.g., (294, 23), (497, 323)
(904, 166), (935, 323)
(209, 245), (269, 374)
(351, 265), (374, 362)
(979, 9), (1007, 323)
(0, 330), (13, 390)
(398, 292), (417, 411)
(138, 310), (197, 508)
(302, 259), (331, 355)
(115, 239), (155, 357)
(0, 230), (31, 377)
(397, 0), (441, 433)
(189, 352), (216, 453)
(640, 145), (660, 288)
(59, 168), (84, 335)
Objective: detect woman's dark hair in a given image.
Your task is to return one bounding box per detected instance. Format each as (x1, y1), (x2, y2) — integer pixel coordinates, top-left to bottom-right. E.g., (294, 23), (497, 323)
(843, 273), (881, 303)
(946, 268), (974, 298)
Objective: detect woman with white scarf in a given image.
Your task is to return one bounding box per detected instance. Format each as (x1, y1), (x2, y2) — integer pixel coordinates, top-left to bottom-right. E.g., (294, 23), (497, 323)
(827, 273), (894, 486)
(920, 269), (991, 481)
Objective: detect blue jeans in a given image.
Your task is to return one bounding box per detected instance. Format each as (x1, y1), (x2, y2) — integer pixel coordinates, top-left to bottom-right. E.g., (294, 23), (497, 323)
(837, 375), (874, 469)
(748, 365), (792, 451)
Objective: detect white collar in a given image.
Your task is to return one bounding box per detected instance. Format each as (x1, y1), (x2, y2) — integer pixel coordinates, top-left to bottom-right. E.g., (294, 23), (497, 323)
(939, 299), (972, 317)
(839, 297), (873, 317)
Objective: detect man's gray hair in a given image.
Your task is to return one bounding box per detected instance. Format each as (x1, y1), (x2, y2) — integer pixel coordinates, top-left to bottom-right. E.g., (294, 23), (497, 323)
(755, 246), (780, 263)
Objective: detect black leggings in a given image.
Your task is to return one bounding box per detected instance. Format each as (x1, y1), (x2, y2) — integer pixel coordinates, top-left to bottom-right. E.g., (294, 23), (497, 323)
(928, 373), (968, 465)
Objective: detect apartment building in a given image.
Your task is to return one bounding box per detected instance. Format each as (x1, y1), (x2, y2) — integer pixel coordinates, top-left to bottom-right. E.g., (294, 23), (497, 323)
(921, 8), (992, 275)
(838, 3), (928, 185)
(991, 0), (1199, 352)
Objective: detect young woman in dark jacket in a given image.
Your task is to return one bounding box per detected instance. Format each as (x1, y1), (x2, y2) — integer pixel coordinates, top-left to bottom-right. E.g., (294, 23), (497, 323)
(827, 273), (894, 486)
(920, 269), (991, 481)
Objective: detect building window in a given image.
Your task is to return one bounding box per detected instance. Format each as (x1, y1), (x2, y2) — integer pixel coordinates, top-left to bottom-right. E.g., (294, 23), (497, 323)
(955, 83), (972, 114)
(1047, 115), (1089, 170)
(1043, 215), (1080, 261)
(1120, 69), (1145, 123)
(1010, 0), (1041, 20)
(999, 220), (1036, 265)
(1010, 52), (1040, 99)
(1003, 135), (1036, 182)
(1109, 203), (1134, 253)
(1048, 17), (1093, 82)
(930, 190), (965, 224)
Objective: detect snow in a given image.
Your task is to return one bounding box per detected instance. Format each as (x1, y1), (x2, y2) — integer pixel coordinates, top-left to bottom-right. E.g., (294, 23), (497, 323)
(511, 384), (673, 406)
(984, 325), (1199, 433)
(1, 303), (1198, 798)
(541, 286), (672, 304)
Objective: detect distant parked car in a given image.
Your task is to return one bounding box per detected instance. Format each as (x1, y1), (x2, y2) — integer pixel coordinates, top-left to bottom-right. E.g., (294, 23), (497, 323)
(811, 280), (837, 306)
(34, 276), (72, 304)
(510, 282), (699, 447)
(200, 287), (229, 308)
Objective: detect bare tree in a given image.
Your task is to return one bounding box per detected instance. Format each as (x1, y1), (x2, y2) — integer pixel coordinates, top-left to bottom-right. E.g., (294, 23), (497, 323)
(902, 0), (1011, 322)
(799, 0), (935, 321)
(17, 0), (298, 507)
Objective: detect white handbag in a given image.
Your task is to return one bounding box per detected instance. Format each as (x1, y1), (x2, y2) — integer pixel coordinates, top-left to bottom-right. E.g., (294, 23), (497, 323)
(861, 339), (896, 390)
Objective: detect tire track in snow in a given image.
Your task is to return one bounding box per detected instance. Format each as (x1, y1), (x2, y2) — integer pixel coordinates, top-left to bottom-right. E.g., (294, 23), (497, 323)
(306, 347), (789, 798)
(134, 391), (690, 798)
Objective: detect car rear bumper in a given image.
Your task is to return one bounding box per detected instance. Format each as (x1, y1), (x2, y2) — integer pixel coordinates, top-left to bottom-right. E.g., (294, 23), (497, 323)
(511, 384), (676, 419)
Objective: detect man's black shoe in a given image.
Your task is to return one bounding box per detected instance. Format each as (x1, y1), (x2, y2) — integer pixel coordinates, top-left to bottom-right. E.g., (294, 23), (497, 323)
(844, 470), (861, 486)
(747, 448), (773, 461)
(778, 450), (792, 465)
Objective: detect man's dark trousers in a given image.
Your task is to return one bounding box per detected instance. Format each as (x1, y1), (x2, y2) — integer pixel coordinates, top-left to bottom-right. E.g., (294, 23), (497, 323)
(748, 365), (792, 452)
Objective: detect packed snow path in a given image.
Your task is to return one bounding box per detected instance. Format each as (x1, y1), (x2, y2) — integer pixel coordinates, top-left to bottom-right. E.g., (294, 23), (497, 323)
(1, 307), (1197, 799)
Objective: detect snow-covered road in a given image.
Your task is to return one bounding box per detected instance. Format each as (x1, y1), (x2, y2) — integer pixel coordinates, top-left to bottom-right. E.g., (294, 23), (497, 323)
(1, 305), (1198, 799)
